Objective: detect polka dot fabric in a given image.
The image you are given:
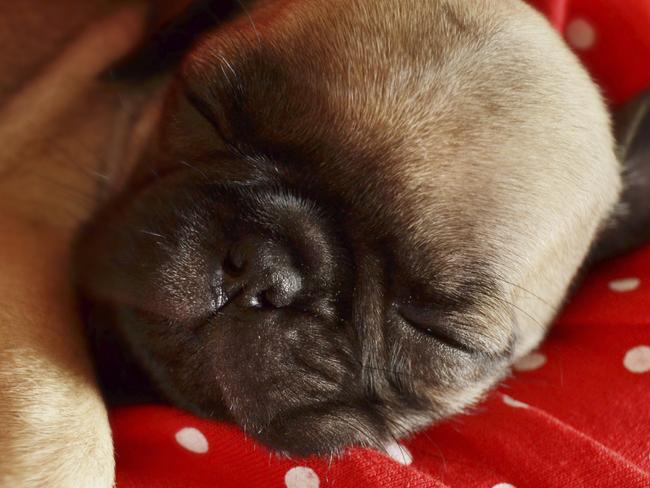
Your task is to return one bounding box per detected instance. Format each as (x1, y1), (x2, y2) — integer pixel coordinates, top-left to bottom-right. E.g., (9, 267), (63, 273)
(530, 0), (650, 107)
(110, 2), (650, 486)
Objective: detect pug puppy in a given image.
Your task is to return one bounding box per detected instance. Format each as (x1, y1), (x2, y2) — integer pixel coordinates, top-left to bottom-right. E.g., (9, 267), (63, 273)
(77, 0), (624, 458)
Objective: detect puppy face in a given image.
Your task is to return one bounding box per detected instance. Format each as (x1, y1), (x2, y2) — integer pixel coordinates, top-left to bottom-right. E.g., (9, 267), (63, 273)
(77, 0), (621, 455)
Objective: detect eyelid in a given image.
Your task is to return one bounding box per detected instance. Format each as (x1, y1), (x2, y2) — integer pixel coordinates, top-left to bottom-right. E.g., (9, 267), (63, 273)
(397, 303), (478, 354)
(183, 85), (222, 129)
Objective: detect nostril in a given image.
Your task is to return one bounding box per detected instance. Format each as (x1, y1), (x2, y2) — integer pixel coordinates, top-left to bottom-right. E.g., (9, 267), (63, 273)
(223, 246), (245, 277)
(242, 293), (263, 308)
(219, 237), (305, 309)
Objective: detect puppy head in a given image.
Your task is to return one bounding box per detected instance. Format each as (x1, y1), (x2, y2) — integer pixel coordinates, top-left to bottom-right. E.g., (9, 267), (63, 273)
(77, 0), (620, 455)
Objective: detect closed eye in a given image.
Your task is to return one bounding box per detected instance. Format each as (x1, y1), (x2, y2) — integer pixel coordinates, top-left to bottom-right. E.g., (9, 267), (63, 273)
(183, 86), (224, 133)
(397, 303), (479, 354)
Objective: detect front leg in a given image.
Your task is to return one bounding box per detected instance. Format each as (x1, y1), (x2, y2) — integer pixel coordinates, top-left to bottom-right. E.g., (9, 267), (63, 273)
(0, 221), (114, 487)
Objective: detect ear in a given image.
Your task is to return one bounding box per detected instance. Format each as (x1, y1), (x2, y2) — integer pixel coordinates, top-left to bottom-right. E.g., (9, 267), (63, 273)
(589, 90), (650, 262)
(102, 0), (238, 80)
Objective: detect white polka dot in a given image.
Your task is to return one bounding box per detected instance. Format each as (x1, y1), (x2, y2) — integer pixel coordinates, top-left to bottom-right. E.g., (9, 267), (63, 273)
(384, 442), (413, 465)
(493, 483), (516, 488)
(285, 467), (320, 488)
(513, 352), (547, 372)
(608, 277), (641, 293)
(175, 427), (209, 453)
(566, 18), (596, 50)
(502, 394), (529, 409)
(623, 345), (650, 374)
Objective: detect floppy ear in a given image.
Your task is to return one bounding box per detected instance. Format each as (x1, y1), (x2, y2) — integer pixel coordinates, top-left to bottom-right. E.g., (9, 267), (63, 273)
(590, 90), (650, 262)
(104, 0), (237, 79)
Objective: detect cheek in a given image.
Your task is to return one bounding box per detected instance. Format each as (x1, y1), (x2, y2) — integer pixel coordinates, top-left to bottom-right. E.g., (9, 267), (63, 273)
(383, 318), (511, 408)
(477, 183), (613, 357)
(422, 371), (505, 418)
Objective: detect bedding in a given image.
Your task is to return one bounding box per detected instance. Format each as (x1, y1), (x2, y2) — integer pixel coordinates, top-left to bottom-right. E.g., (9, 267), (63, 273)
(109, 1), (650, 486)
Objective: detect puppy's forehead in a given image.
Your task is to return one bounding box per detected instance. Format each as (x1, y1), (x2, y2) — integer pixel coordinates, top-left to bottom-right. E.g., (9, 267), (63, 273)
(182, 0), (504, 142)
(180, 0), (559, 189)
(180, 0), (515, 204)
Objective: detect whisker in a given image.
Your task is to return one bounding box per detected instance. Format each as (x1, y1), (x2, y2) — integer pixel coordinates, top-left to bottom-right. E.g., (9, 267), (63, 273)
(85, 167), (112, 182)
(329, 412), (383, 450)
(349, 355), (418, 381)
(139, 229), (166, 239)
(359, 364), (418, 380)
(234, 0), (262, 47)
(490, 273), (555, 309)
(478, 286), (548, 330)
(178, 160), (210, 180)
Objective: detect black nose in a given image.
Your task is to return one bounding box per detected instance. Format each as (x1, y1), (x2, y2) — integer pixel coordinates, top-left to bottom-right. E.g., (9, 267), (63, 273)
(217, 237), (303, 309)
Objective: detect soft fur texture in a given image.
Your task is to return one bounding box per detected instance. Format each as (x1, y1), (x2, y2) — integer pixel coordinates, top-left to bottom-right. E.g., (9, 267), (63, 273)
(0, 4), (156, 486)
(77, 0), (621, 459)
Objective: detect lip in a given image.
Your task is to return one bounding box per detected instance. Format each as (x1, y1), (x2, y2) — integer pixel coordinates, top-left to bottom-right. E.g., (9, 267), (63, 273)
(253, 401), (389, 456)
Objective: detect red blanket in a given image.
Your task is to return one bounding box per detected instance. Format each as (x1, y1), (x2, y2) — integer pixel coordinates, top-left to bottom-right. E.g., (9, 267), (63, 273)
(111, 1), (650, 486)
